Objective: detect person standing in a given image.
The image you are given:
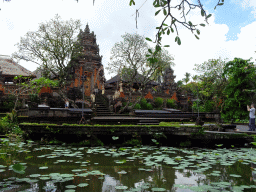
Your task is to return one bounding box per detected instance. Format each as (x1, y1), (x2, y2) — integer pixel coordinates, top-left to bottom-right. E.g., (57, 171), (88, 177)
(65, 99), (69, 108)
(247, 104), (255, 131)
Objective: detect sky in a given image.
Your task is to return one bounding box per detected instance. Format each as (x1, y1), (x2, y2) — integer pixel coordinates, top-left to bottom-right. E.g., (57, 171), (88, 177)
(0, 0), (256, 82)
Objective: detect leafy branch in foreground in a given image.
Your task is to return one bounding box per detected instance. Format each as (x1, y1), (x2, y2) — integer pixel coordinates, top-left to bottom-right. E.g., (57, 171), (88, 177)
(130, 0), (224, 46)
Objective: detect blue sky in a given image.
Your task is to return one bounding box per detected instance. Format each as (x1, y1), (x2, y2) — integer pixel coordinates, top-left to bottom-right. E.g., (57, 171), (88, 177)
(0, 0), (255, 82)
(204, 0), (255, 41)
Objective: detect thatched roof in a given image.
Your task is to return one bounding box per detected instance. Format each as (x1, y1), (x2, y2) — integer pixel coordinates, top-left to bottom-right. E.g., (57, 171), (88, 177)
(0, 56), (34, 77)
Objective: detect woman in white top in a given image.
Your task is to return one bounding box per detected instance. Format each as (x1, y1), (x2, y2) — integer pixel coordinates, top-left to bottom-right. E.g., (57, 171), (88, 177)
(247, 104), (255, 131)
(65, 99), (69, 108)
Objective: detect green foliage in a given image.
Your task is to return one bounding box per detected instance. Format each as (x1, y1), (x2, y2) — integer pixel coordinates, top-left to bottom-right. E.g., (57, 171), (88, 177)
(13, 14), (81, 88)
(204, 100), (215, 112)
(222, 58), (256, 120)
(0, 110), (19, 134)
(134, 103), (141, 109)
(166, 99), (177, 108)
(154, 97), (163, 108)
(125, 139), (141, 146)
(0, 95), (16, 111)
(146, 103), (153, 110)
(191, 58), (228, 112)
(140, 98), (148, 109)
(29, 94), (40, 104)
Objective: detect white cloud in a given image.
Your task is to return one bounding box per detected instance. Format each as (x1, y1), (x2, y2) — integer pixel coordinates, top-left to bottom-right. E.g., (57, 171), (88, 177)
(232, 0), (256, 17)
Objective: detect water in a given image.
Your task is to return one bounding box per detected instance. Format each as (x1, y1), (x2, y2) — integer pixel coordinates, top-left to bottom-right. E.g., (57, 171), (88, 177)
(0, 138), (256, 192)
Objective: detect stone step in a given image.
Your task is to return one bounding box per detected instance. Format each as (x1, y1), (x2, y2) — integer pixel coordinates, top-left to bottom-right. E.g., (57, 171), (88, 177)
(95, 103), (105, 106)
(96, 114), (113, 116)
(97, 111), (110, 113)
(96, 106), (109, 109)
(97, 111), (113, 114)
(96, 111), (113, 113)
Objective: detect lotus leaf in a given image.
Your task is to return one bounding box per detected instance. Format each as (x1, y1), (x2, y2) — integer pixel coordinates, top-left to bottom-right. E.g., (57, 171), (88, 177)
(66, 185), (77, 188)
(151, 188), (166, 191)
(115, 186), (128, 189)
(77, 183), (89, 187)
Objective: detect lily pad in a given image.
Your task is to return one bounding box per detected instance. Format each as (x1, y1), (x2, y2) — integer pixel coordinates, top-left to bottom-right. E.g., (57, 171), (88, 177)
(151, 188), (166, 191)
(66, 185), (77, 188)
(77, 183), (89, 187)
(39, 166), (48, 169)
(230, 174), (242, 177)
(115, 186), (128, 190)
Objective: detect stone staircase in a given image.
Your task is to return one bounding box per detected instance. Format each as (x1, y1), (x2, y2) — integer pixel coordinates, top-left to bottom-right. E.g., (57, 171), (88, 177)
(95, 95), (113, 116)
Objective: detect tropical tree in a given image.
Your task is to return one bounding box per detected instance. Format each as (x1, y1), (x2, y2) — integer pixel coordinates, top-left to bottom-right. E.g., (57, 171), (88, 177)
(12, 14), (82, 108)
(192, 58), (228, 112)
(107, 33), (171, 113)
(222, 58), (256, 121)
(183, 72), (191, 85)
(150, 48), (175, 84)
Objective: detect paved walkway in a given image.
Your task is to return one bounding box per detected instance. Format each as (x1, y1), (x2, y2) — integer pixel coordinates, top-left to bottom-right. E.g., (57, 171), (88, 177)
(236, 125), (249, 132)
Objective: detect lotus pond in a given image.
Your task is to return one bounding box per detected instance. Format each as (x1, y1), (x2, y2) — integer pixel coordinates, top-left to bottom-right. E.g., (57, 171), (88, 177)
(1, 138), (256, 192)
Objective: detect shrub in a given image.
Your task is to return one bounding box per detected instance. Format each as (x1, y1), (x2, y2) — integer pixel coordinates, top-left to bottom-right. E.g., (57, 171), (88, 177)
(29, 94), (40, 104)
(167, 99), (177, 108)
(122, 102), (127, 107)
(134, 103), (141, 109)
(140, 98), (147, 109)
(154, 97), (163, 108)
(146, 103), (153, 110)
(204, 100), (215, 112)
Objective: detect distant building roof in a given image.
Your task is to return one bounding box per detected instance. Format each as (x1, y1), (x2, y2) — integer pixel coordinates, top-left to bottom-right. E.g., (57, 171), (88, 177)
(106, 73), (159, 86)
(0, 56), (34, 77)
(32, 67), (56, 80)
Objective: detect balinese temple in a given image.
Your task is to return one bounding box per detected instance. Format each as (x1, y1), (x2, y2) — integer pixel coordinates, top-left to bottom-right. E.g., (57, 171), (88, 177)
(66, 24), (105, 97)
(33, 24), (105, 98)
(0, 55), (35, 97)
(105, 66), (178, 101)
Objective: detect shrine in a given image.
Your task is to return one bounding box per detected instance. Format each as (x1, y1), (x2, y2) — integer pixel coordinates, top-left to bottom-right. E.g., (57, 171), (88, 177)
(65, 23), (105, 97)
(32, 23), (106, 106)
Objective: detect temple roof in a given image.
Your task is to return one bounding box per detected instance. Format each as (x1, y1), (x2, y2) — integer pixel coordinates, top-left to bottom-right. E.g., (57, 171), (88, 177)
(0, 56), (34, 77)
(106, 73), (158, 86)
(85, 23), (90, 33)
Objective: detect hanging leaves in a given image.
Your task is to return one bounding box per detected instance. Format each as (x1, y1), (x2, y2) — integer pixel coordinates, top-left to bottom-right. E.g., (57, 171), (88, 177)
(155, 10), (161, 16)
(129, 0), (135, 6)
(163, 8), (167, 16)
(201, 9), (205, 17)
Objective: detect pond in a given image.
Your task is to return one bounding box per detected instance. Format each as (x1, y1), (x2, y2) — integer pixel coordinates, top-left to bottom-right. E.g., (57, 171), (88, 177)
(0, 138), (256, 192)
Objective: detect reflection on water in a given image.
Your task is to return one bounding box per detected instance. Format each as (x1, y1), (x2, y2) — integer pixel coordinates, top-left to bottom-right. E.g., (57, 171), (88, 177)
(0, 139), (256, 191)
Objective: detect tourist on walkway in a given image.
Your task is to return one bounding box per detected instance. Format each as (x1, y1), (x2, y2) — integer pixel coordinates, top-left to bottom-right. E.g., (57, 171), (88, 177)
(247, 104), (255, 131)
(65, 99), (69, 108)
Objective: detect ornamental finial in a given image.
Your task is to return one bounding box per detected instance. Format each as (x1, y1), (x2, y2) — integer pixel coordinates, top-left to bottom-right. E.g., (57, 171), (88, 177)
(85, 23), (90, 33)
